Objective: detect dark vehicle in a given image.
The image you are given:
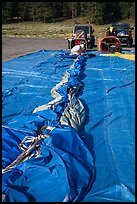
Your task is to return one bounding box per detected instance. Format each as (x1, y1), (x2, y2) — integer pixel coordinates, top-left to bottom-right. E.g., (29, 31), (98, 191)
(67, 24), (95, 50)
(110, 23), (134, 47)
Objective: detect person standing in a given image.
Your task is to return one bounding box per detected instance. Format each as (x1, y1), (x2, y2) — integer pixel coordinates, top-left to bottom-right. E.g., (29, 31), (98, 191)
(106, 26), (117, 36)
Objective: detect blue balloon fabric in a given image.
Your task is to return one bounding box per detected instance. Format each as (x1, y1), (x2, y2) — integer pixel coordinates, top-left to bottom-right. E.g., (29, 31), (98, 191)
(2, 49), (135, 202)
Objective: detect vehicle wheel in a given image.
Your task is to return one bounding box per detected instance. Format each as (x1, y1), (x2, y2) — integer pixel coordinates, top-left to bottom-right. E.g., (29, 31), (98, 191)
(68, 41), (71, 49)
(129, 40), (133, 47)
(88, 43), (93, 49)
(88, 38), (95, 49)
(118, 46), (122, 52)
(127, 43), (132, 48)
(93, 38), (95, 47)
(127, 38), (133, 47)
(71, 41), (75, 49)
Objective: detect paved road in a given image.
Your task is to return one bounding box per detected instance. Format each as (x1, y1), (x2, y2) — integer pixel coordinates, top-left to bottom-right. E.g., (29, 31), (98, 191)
(2, 37), (68, 62)
(2, 37), (135, 62)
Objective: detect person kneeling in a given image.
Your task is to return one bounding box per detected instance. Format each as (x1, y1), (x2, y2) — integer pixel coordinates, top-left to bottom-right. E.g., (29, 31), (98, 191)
(70, 43), (85, 55)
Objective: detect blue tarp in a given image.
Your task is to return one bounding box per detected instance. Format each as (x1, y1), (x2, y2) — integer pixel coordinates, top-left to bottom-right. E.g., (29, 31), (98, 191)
(2, 49), (135, 202)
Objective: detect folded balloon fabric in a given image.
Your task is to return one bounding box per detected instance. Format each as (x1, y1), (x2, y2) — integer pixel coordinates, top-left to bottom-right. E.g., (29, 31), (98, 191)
(2, 54), (95, 202)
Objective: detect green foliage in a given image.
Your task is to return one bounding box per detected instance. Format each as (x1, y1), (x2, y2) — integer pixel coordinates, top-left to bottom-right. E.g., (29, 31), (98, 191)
(2, 2), (135, 24)
(2, 2), (19, 22)
(130, 2), (135, 18)
(62, 2), (72, 18)
(119, 2), (133, 19)
(18, 2), (30, 20)
(103, 2), (121, 23)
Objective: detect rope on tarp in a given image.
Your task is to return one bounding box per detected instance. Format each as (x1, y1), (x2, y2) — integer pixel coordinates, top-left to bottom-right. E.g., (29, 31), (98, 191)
(2, 126), (55, 174)
(2, 52), (96, 203)
(2, 55), (87, 174)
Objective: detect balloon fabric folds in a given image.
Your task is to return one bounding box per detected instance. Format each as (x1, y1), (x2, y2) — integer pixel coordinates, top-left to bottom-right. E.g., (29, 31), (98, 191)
(2, 49), (135, 202)
(2, 51), (95, 202)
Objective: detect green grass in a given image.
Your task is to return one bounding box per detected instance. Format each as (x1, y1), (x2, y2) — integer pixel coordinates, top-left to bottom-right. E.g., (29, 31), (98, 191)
(2, 17), (135, 39)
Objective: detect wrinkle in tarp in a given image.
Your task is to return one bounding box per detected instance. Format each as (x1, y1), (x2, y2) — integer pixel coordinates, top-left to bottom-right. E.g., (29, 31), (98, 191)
(2, 50), (135, 202)
(2, 51), (95, 202)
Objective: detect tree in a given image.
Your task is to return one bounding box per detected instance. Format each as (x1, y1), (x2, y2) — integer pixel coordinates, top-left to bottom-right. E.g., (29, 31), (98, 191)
(2, 2), (19, 22)
(130, 2), (135, 18)
(18, 2), (30, 20)
(2, 2), (135, 24)
(70, 2), (80, 18)
(119, 2), (133, 19)
(83, 2), (105, 24)
(102, 2), (121, 23)
(28, 2), (53, 22)
(62, 2), (71, 18)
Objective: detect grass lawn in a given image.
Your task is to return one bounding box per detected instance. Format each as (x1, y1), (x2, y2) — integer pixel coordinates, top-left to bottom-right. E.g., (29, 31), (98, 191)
(2, 17), (135, 39)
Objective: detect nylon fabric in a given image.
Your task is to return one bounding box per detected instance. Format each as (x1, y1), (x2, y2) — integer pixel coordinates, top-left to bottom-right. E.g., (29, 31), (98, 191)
(2, 50), (95, 202)
(2, 49), (135, 202)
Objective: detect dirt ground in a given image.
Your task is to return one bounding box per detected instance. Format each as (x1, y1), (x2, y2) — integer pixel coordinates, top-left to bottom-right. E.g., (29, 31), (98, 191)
(2, 37), (68, 62)
(2, 37), (135, 62)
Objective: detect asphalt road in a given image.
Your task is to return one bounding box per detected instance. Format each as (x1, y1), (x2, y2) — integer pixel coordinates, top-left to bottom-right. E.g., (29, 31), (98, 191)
(2, 37), (68, 62)
(2, 37), (135, 62)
